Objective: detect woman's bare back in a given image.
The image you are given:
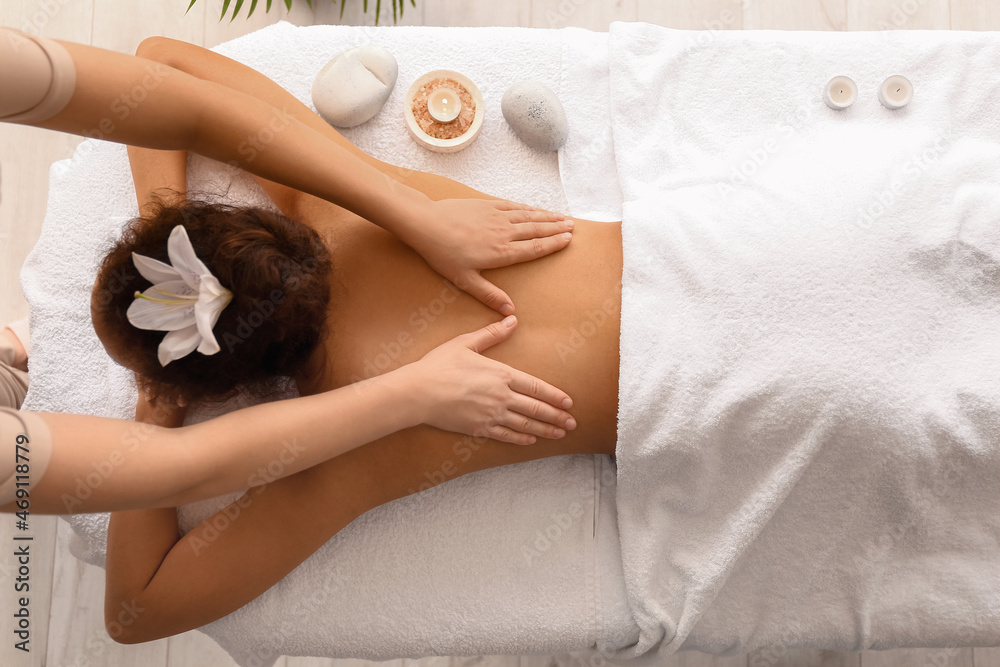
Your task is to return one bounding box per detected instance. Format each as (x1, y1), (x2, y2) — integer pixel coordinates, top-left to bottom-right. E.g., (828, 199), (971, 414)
(293, 184), (623, 505)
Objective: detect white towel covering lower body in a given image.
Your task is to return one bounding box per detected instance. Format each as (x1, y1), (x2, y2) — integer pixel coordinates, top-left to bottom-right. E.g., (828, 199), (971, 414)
(606, 21), (1000, 661)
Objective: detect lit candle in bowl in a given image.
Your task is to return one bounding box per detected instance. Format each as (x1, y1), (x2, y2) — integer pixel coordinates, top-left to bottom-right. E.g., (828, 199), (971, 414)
(878, 75), (913, 110)
(404, 69), (484, 153)
(824, 75), (858, 110)
(427, 88), (461, 122)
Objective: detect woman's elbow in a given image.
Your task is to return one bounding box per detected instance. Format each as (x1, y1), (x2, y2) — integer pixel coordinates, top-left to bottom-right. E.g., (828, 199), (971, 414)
(104, 596), (144, 644)
(104, 595), (162, 645)
(135, 36), (174, 63)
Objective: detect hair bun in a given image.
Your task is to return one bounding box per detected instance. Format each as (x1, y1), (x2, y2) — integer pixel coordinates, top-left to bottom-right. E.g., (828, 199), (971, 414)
(93, 199), (333, 404)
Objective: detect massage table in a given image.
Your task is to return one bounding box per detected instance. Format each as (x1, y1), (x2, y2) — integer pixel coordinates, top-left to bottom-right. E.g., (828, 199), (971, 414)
(20, 21), (1000, 667)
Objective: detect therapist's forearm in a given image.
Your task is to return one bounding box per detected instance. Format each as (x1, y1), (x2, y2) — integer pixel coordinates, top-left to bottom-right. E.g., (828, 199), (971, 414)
(167, 370), (425, 507)
(30, 40), (430, 235)
(10, 368), (423, 515)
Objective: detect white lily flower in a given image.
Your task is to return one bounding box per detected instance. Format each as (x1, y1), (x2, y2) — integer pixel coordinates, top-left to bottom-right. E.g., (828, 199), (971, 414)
(126, 226), (234, 367)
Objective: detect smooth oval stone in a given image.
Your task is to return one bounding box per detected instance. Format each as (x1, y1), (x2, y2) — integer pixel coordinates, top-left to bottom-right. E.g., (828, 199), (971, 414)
(312, 44), (398, 128)
(501, 80), (568, 152)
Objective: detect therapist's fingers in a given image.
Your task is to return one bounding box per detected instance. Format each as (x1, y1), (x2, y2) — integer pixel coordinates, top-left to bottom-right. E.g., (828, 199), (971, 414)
(509, 220), (575, 241)
(458, 271), (516, 316)
(486, 425), (536, 446)
(501, 233), (574, 266)
(507, 394), (577, 433)
(493, 199), (568, 221)
(508, 367), (574, 411)
(500, 411), (566, 442)
(507, 208), (568, 224)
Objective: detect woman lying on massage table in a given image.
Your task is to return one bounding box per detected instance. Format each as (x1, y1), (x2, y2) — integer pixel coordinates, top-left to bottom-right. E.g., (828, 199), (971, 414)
(84, 36), (625, 644)
(0, 27), (580, 512)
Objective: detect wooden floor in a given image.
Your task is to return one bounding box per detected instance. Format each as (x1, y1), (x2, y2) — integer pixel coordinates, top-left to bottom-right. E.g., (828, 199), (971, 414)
(2, 0), (1000, 666)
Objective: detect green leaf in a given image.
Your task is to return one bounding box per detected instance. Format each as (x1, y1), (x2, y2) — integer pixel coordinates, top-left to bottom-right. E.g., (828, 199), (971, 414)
(190, 0), (423, 23)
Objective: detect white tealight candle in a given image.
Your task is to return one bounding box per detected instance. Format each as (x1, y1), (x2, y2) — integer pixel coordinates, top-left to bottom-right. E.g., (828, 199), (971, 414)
(824, 75), (858, 110)
(427, 88), (461, 122)
(878, 74), (913, 110)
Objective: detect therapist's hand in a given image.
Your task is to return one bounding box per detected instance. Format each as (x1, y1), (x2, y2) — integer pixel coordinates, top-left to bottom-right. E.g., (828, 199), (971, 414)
(398, 198), (574, 316)
(407, 316), (577, 445)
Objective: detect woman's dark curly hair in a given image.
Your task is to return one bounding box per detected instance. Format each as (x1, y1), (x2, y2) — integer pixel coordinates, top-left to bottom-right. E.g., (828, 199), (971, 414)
(91, 198), (332, 404)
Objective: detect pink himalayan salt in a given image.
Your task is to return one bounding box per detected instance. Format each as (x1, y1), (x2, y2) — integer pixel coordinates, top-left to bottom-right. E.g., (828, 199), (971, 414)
(411, 77), (476, 140)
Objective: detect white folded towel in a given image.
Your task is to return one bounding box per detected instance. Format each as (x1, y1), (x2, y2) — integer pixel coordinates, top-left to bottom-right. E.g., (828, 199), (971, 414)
(607, 21), (1000, 660)
(19, 22), (637, 665)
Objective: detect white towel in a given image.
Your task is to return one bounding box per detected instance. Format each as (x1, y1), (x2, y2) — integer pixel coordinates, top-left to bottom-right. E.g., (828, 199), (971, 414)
(558, 27), (623, 222)
(19, 22), (638, 665)
(607, 21), (1000, 660)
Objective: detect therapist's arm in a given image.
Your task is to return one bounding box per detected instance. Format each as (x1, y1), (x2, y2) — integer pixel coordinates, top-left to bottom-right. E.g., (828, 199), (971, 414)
(1, 368), (419, 516)
(30, 40), (427, 229)
(22, 37), (573, 314)
(0, 315), (574, 516)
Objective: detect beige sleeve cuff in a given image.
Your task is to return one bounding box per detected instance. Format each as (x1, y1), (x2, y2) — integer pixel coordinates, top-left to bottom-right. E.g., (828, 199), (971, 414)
(5, 318), (30, 358)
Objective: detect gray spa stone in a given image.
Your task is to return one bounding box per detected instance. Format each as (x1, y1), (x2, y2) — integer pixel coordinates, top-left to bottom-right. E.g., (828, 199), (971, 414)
(501, 80), (568, 152)
(312, 44), (398, 128)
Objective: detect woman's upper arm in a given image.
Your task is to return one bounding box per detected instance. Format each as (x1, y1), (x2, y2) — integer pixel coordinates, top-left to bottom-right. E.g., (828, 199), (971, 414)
(133, 35), (304, 220)
(107, 443), (383, 643)
(127, 145), (187, 216)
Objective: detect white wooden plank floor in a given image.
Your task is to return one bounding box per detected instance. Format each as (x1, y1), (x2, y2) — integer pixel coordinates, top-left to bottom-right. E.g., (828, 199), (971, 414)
(1, 1), (999, 666)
